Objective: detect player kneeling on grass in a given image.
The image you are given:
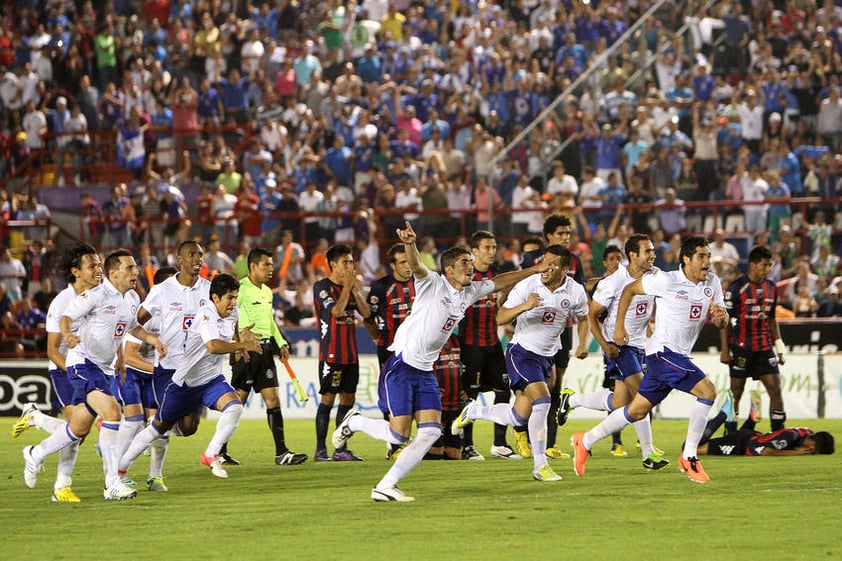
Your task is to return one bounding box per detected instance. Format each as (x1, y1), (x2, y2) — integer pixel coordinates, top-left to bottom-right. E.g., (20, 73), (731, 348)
(119, 274), (262, 483)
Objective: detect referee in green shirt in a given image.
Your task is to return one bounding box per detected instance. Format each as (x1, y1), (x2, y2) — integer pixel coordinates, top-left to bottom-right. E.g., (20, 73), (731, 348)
(221, 247), (307, 466)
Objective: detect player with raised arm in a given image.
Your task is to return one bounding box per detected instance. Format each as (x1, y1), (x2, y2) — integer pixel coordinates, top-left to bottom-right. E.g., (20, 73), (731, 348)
(571, 236), (729, 483)
(453, 245), (589, 481)
(332, 222), (551, 501)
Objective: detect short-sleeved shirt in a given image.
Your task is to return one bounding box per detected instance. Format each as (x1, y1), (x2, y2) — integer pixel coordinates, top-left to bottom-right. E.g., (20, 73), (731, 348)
(313, 277), (361, 364)
(745, 427), (813, 456)
(46, 286), (82, 371)
(172, 303), (238, 387)
(459, 268), (500, 347)
(367, 274), (415, 348)
(592, 265), (656, 350)
(724, 275), (777, 352)
(641, 269), (724, 356)
(236, 276), (287, 349)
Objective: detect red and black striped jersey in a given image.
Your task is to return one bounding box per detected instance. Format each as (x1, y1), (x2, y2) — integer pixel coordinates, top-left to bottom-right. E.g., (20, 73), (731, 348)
(459, 268), (499, 347)
(313, 277), (359, 364)
(367, 274), (415, 348)
(746, 427), (813, 456)
(724, 275), (778, 351)
(435, 336), (463, 411)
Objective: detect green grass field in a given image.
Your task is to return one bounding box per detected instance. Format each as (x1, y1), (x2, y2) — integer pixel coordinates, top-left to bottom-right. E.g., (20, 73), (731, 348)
(2, 417), (839, 561)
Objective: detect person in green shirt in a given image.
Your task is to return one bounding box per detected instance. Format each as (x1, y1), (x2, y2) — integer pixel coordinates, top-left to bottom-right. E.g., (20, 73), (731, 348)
(221, 247), (308, 466)
(95, 21), (118, 89)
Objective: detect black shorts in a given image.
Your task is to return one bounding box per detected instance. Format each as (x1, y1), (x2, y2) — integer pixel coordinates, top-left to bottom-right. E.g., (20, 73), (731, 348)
(440, 410), (462, 448)
(705, 430), (753, 456)
(230, 340), (280, 393)
(553, 329), (573, 369)
(460, 344), (508, 397)
(318, 362), (360, 395)
(729, 348), (780, 380)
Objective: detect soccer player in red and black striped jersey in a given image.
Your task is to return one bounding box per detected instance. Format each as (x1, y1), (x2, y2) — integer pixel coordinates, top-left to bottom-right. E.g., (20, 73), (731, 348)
(428, 335), (464, 460)
(364, 244), (416, 369)
(458, 231), (520, 460)
(720, 245), (787, 432)
(313, 244), (371, 461)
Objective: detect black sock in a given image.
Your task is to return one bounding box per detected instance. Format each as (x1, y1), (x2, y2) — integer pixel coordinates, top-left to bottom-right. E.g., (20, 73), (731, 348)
(493, 390), (510, 446)
(611, 432), (623, 446)
(315, 403), (332, 451)
(704, 412), (727, 442)
(267, 407), (287, 456)
(546, 393), (561, 447)
(219, 441), (229, 455)
(771, 409), (786, 431)
(462, 423), (474, 447)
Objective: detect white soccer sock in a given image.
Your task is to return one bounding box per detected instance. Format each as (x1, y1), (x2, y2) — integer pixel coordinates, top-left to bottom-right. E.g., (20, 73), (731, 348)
(32, 423), (80, 463)
(205, 402), (243, 457)
(348, 415), (408, 445)
(682, 399), (713, 459)
(529, 399), (551, 471)
(377, 423), (441, 489)
(473, 403), (525, 427)
(570, 390), (613, 411)
(633, 416), (654, 457)
(149, 435), (169, 478)
(120, 425), (163, 472)
(100, 421), (120, 487)
(117, 414), (145, 462)
(583, 406), (633, 450)
(55, 440), (80, 489)
(31, 410), (65, 434)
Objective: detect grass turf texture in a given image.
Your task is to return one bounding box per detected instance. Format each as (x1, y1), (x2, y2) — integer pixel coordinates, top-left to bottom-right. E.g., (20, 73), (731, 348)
(3, 418), (839, 561)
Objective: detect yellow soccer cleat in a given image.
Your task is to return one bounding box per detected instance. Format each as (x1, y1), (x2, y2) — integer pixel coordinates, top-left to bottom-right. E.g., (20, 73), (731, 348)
(513, 430), (532, 458)
(12, 403), (37, 438)
(52, 486), (81, 503)
(533, 464), (563, 481)
(611, 444), (628, 457)
(545, 445), (570, 460)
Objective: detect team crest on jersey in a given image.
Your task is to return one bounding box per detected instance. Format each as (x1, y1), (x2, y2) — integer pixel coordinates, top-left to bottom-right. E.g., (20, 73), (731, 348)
(114, 322), (126, 337)
(635, 302), (649, 316)
(703, 287), (713, 298)
(542, 310), (556, 324)
(370, 295), (379, 304)
(441, 317), (456, 332)
(183, 314), (195, 330)
(560, 299), (570, 308)
(689, 305), (703, 320)
(725, 291), (732, 300)
(319, 290), (328, 299)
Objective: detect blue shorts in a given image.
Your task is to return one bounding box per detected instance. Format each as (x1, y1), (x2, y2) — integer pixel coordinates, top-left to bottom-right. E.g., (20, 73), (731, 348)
(68, 359), (118, 405)
(153, 364), (176, 408)
(49, 368), (74, 409)
(379, 353), (442, 418)
(505, 344), (553, 392)
(605, 346), (645, 382)
(118, 367), (157, 410)
(156, 375), (236, 425)
(638, 348), (707, 406)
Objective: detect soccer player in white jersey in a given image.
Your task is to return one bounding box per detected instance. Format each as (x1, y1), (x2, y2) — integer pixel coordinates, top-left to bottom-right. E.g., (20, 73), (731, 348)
(571, 236), (729, 483)
(21, 249), (167, 501)
(332, 222), (551, 501)
(135, 240), (211, 475)
(12, 242), (102, 503)
(559, 234), (669, 470)
(453, 245), (590, 482)
(118, 273), (261, 481)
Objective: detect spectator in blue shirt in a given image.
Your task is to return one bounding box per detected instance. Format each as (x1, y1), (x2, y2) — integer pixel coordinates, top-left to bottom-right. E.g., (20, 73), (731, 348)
(197, 78), (223, 127)
(357, 44), (383, 84)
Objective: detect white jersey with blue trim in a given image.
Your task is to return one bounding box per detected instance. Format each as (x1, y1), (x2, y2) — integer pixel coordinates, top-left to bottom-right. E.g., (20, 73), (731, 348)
(592, 265), (657, 350)
(123, 316), (160, 365)
(641, 269), (724, 356)
(63, 279), (140, 376)
(46, 285), (84, 371)
(139, 273), (211, 370)
(388, 272), (494, 371)
(172, 303), (238, 387)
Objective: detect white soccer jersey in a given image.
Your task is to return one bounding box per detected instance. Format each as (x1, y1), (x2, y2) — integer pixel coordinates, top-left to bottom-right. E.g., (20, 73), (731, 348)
(139, 273), (211, 370)
(124, 316), (160, 365)
(388, 273), (494, 371)
(46, 286), (83, 370)
(507, 274), (589, 356)
(592, 265), (656, 350)
(641, 269), (724, 356)
(63, 279), (140, 376)
(172, 303), (238, 387)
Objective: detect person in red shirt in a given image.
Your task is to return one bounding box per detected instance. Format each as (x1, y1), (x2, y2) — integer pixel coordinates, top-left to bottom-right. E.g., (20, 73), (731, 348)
(234, 183), (262, 248)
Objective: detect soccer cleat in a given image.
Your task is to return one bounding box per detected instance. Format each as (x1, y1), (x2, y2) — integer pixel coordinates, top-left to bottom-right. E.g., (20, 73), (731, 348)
(218, 451), (240, 466)
(147, 477), (168, 492)
(460, 445), (485, 461)
(678, 455), (710, 483)
(200, 453), (229, 479)
(332, 407), (360, 450)
(571, 432), (588, 477)
(12, 403), (37, 438)
(721, 390), (735, 423)
(750, 390), (762, 422)
(642, 452), (670, 470)
(386, 444), (405, 461)
(23, 445), (43, 489)
(513, 430), (532, 458)
(611, 444), (628, 457)
(490, 445), (523, 460)
(103, 480), (138, 501)
(533, 464), (563, 481)
(120, 476), (137, 488)
(451, 400), (476, 434)
(371, 486), (415, 502)
(332, 449), (364, 461)
(545, 445), (570, 460)
(314, 448), (332, 462)
(51, 486), (81, 503)
(275, 451), (308, 465)
(557, 388), (575, 426)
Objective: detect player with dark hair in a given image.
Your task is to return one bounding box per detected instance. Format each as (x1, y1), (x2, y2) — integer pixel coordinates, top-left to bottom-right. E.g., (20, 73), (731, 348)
(13, 242), (102, 503)
(223, 247), (307, 466)
(459, 230), (520, 461)
(332, 223), (550, 501)
(455, 245), (589, 481)
(720, 245), (787, 432)
(572, 236), (729, 483)
(313, 244), (371, 461)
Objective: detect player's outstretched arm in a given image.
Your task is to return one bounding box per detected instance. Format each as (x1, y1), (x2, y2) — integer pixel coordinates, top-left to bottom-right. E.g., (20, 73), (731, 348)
(397, 221), (428, 279)
(490, 259), (551, 291)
